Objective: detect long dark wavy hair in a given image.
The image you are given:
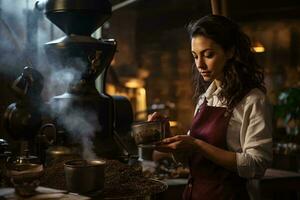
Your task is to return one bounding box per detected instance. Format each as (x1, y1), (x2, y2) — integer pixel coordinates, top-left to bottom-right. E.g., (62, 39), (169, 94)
(187, 15), (266, 110)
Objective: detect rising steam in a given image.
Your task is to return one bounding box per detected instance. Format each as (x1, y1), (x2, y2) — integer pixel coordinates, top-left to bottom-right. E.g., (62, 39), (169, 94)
(59, 109), (101, 160)
(0, 1), (102, 160)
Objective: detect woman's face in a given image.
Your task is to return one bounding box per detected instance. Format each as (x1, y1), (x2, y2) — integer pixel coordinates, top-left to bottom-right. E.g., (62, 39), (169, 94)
(191, 35), (231, 83)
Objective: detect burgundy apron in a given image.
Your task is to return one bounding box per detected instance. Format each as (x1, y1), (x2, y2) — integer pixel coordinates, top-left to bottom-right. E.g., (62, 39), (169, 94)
(182, 99), (249, 200)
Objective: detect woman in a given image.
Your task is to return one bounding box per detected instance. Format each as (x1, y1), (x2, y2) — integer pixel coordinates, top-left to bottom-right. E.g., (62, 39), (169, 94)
(149, 15), (273, 200)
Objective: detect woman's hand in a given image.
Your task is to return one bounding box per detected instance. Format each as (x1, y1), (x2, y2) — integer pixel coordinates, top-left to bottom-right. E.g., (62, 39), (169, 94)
(155, 135), (198, 153)
(147, 112), (172, 137)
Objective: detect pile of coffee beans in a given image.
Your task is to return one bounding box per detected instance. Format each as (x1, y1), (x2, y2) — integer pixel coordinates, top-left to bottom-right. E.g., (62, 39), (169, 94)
(40, 156), (75, 190)
(40, 158), (167, 199)
(104, 160), (166, 198)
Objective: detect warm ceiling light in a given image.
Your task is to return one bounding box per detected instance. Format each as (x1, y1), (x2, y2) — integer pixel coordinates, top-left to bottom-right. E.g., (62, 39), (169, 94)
(169, 121), (178, 127)
(252, 41), (265, 53)
(124, 78), (144, 88)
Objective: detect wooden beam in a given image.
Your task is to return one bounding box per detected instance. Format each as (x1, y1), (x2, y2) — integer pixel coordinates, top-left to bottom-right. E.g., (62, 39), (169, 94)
(210, 0), (228, 16)
(211, 0), (221, 15)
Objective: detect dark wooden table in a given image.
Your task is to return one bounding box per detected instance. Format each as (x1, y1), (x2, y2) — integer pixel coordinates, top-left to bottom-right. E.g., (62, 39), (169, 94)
(258, 168), (300, 200)
(159, 169), (300, 200)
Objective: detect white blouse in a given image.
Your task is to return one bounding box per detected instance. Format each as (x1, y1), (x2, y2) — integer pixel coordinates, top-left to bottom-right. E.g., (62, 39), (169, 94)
(192, 81), (273, 179)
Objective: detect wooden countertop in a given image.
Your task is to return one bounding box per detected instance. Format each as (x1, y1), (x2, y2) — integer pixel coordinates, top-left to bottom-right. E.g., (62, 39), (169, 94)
(260, 168), (300, 193)
(263, 168), (300, 179)
(0, 187), (90, 200)
(2, 169), (299, 200)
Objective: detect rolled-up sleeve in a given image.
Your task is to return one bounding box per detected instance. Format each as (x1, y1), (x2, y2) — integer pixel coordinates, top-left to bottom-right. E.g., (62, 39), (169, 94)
(236, 96), (273, 179)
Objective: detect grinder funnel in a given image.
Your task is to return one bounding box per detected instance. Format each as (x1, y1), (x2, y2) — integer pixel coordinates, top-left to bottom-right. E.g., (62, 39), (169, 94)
(43, 0), (111, 35)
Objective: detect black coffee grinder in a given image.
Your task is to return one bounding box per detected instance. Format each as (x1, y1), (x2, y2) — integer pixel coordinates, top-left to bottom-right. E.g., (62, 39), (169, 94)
(4, 0), (134, 163)
(39, 0), (134, 160)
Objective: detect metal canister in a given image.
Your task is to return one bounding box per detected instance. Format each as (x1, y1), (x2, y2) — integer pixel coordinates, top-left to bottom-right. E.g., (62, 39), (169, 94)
(64, 159), (105, 194)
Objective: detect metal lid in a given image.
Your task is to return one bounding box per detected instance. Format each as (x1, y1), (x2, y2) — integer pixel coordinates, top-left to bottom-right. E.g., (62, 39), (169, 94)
(64, 159), (106, 168)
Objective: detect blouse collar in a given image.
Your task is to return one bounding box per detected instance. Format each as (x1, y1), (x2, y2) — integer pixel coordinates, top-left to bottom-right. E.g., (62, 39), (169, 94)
(204, 81), (222, 99)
